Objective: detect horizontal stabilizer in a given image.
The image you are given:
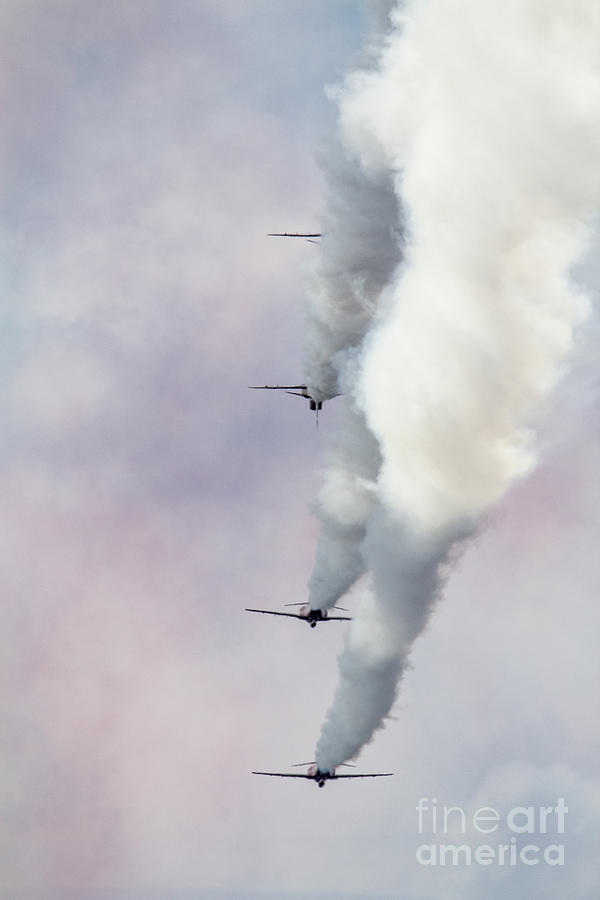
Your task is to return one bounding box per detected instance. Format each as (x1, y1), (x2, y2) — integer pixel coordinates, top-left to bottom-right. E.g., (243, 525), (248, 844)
(332, 773), (394, 779)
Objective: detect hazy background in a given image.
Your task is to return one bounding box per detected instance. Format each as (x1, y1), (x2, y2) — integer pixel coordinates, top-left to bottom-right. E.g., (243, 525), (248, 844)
(1, 2), (599, 898)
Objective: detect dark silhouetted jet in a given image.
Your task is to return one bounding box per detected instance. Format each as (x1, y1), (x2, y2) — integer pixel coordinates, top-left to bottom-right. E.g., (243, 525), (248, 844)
(268, 231), (322, 243)
(248, 384), (341, 426)
(252, 763), (393, 789)
(245, 604), (351, 629)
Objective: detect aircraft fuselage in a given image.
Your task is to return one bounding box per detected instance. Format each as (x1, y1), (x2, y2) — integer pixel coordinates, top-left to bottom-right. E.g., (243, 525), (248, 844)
(304, 608), (328, 627)
(308, 764), (334, 787)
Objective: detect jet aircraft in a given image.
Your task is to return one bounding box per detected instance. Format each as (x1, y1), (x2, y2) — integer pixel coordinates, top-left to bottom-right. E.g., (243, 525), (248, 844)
(252, 763), (394, 789)
(268, 231), (322, 243)
(245, 604), (351, 628)
(248, 384), (340, 426)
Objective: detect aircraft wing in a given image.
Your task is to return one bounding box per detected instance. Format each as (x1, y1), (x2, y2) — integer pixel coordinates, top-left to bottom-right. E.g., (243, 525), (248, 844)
(245, 608), (301, 619)
(323, 615), (353, 622)
(252, 771), (311, 778)
(248, 385), (306, 390)
(284, 391), (309, 398)
(267, 233), (322, 238)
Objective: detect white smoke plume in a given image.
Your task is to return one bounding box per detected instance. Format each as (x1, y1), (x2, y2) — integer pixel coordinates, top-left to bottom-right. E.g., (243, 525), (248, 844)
(305, 146), (402, 610)
(304, 5), (402, 615)
(305, 0), (600, 770)
(305, 143), (403, 402)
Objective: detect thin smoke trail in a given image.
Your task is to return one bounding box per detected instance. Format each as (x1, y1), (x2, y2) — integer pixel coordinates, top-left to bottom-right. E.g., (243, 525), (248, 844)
(303, 0), (600, 770)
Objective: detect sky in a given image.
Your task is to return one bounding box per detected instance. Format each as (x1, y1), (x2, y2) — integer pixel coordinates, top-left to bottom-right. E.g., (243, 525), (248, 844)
(1, 2), (600, 899)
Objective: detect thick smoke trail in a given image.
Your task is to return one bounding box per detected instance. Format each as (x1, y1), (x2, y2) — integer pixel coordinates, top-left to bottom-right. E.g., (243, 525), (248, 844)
(305, 141), (403, 611)
(308, 0), (600, 770)
(304, 6), (402, 614)
(306, 405), (380, 610)
(305, 143), (403, 402)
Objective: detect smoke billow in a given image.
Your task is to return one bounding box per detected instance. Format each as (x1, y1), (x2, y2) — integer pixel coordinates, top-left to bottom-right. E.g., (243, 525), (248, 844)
(305, 142), (403, 403)
(305, 0), (600, 771)
(305, 141), (403, 610)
